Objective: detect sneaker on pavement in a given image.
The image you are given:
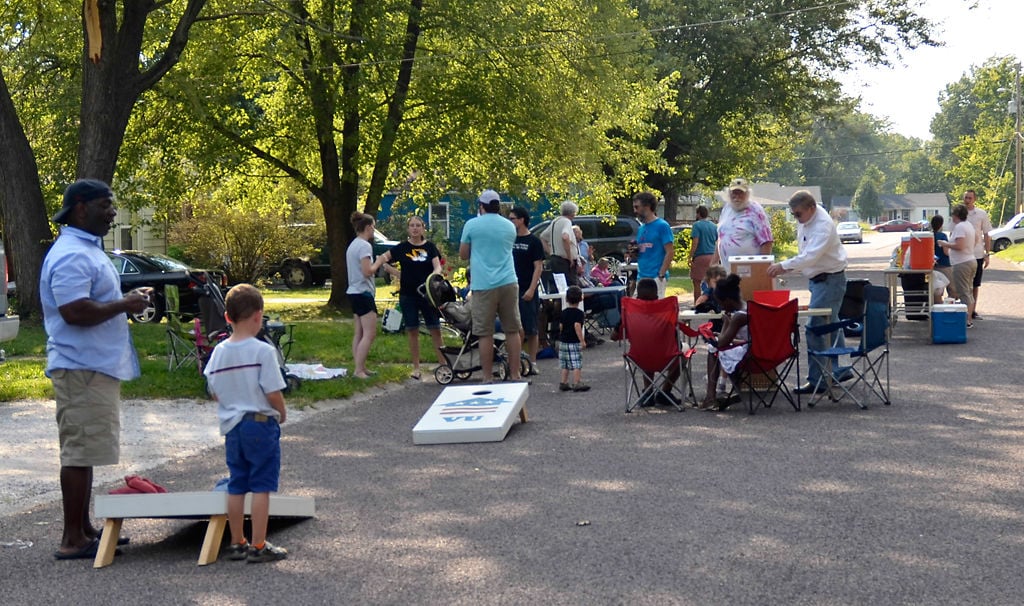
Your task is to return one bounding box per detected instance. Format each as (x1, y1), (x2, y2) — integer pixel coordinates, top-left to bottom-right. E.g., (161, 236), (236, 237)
(971, 312), (982, 320)
(572, 383), (591, 392)
(224, 542), (249, 561)
(559, 383), (572, 392)
(247, 541), (288, 563)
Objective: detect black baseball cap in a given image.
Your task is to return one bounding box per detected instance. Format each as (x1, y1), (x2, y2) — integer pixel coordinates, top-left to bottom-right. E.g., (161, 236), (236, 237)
(52, 179), (114, 224)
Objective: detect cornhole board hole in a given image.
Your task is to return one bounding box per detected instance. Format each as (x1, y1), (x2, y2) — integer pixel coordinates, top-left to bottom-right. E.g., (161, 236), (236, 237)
(413, 383), (529, 445)
(92, 492), (315, 568)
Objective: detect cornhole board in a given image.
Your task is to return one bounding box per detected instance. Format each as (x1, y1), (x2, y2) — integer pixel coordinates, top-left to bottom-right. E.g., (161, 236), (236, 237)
(413, 383), (529, 445)
(92, 492), (315, 568)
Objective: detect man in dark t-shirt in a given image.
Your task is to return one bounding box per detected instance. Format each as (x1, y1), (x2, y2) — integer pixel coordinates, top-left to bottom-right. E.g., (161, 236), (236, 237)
(509, 207), (546, 371)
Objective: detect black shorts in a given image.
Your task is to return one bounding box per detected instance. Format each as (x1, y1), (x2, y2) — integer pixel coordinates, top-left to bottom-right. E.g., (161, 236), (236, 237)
(973, 258), (984, 288)
(348, 292), (376, 317)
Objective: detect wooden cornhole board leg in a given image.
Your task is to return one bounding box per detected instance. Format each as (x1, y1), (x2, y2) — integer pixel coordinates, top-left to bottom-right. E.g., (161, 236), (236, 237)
(94, 518), (122, 568)
(92, 492), (315, 568)
(198, 515), (228, 566)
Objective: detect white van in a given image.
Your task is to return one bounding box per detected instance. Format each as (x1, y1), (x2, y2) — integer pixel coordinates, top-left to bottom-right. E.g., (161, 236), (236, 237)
(990, 212), (1024, 252)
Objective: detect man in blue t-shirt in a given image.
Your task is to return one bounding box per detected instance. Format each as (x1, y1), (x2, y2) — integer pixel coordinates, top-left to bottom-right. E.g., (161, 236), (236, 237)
(632, 191), (674, 298)
(459, 190), (526, 383)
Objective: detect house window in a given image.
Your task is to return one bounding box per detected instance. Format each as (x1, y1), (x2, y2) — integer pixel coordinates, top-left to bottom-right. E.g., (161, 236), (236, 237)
(119, 227), (133, 250)
(429, 202), (449, 239)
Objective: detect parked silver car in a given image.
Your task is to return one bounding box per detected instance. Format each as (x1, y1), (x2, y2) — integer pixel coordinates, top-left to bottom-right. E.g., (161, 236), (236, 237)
(837, 221), (863, 244)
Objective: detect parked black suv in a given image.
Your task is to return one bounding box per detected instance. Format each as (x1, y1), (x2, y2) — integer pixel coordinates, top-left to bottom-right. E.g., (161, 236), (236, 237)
(277, 228), (398, 289)
(529, 215), (639, 261)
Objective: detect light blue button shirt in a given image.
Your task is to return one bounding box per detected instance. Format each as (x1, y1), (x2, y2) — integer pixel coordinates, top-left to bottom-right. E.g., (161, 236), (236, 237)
(40, 226), (140, 381)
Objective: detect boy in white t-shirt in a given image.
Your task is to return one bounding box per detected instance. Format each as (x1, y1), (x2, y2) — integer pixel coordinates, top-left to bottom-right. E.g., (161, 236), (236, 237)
(204, 284), (289, 563)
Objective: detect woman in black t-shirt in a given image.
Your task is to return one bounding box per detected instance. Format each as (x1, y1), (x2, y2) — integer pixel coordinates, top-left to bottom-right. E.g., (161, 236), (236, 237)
(378, 216), (446, 379)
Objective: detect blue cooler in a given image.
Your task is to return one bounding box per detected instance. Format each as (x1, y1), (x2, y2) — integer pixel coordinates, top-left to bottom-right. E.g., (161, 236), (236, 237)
(932, 304), (967, 344)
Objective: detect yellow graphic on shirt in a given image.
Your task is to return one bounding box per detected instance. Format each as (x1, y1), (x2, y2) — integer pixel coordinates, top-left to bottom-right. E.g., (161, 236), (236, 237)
(405, 248), (429, 262)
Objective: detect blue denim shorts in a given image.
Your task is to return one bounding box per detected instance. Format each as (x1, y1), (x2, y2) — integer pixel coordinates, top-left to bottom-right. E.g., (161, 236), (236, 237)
(225, 415), (281, 494)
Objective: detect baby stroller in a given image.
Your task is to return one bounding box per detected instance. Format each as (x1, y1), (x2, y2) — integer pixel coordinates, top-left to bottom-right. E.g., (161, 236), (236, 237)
(196, 276), (301, 393)
(422, 274), (510, 385)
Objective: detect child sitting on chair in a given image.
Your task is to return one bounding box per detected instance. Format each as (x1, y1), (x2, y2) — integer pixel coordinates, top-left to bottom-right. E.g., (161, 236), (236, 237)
(693, 264), (729, 396)
(700, 274), (749, 411)
(204, 284), (289, 563)
(558, 285), (590, 392)
(693, 264), (727, 313)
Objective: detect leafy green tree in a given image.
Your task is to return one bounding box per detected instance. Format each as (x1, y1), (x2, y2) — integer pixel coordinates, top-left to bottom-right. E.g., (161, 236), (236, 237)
(168, 176), (322, 284)
(0, 0), (208, 317)
(164, 0), (661, 308)
(935, 56), (1020, 224)
(852, 168), (884, 222)
(631, 0), (937, 202)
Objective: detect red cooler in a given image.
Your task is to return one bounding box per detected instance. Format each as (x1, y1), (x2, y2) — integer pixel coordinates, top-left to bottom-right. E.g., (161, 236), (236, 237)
(908, 231), (935, 270)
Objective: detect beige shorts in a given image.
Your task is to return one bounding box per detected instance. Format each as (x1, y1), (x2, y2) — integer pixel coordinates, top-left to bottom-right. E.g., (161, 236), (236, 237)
(52, 369), (121, 467)
(470, 283), (522, 336)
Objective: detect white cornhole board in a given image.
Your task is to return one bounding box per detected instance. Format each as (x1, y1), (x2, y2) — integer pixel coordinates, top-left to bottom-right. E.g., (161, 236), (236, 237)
(92, 492), (315, 567)
(413, 383), (529, 445)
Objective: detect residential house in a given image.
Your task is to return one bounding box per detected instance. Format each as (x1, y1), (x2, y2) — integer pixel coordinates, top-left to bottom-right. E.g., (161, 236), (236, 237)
(831, 193), (949, 224)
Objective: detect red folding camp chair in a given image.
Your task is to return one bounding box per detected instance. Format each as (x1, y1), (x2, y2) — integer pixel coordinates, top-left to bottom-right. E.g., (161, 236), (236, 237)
(621, 296), (697, 412)
(730, 298), (801, 414)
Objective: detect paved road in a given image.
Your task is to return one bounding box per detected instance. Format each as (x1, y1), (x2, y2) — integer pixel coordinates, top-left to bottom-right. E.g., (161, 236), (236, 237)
(2, 237), (1022, 605)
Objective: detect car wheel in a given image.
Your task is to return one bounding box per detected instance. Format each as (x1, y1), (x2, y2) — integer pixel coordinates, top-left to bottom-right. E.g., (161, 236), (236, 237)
(993, 238), (1010, 252)
(129, 292), (164, 324)
(281, 261), (313, 289)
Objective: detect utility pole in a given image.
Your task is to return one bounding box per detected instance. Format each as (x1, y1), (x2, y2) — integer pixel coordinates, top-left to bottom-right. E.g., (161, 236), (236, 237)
(1015, 64), (1022, 215)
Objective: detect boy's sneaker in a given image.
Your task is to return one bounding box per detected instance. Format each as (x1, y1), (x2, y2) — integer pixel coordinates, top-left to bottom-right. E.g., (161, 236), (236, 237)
(247, 541), (288, 563)
(572, 383), (591, 392)
(559, 383), (572, 391)
(224, 542), (249, 561)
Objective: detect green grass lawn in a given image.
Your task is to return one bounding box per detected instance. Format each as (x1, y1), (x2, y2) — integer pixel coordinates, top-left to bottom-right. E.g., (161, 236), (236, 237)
(1, 289), (441, 405)
(2, 263), (720, 404)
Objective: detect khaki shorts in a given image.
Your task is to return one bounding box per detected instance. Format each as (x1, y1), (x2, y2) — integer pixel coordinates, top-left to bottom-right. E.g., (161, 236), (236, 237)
(52, 369), (121, 467)
(470, 283), (522, 336)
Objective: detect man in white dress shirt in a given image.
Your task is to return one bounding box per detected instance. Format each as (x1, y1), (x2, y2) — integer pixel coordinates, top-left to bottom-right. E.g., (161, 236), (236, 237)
(767, 190), (850, 394)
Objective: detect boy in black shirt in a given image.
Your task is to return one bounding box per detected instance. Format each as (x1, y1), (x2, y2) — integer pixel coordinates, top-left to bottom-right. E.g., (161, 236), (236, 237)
(557, 286), (589, 392)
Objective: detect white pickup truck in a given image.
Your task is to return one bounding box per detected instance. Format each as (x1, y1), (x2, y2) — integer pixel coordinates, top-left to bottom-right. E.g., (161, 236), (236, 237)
(1, 242), (19, 361)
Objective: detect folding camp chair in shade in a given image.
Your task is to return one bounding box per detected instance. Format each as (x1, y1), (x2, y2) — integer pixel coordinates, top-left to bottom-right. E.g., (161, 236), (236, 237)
(805, 284), (891, 409)
(730, 298), (802, 415)
(165, 285), (199, 370)
(621, 296), (697, 412)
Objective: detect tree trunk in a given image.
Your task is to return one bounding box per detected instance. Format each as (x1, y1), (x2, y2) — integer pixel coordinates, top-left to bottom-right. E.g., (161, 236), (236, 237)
(327, 0), (367, 310)
(0, 70), (53, 319)
(78, 0), (207, 180)
(363, 0), (423, 217)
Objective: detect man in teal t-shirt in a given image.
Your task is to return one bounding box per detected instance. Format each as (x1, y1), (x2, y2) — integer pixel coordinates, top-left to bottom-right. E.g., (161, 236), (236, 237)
(459, 190), (525, 382)
(632, 191), (674, 298)
(689, 205), (718, 304)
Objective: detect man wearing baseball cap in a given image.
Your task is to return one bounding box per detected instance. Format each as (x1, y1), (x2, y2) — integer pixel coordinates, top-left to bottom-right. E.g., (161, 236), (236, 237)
(40, 179), (151, 559)
(459, 189), (527, 383)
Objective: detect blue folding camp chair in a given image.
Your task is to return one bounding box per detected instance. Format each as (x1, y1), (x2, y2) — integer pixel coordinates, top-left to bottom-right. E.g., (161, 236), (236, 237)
(805, 284), (891, 409)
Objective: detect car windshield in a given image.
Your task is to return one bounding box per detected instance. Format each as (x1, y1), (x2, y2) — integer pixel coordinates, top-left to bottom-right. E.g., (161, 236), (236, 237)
(838, 222), (858, 229)
(136, 253), (190, 272)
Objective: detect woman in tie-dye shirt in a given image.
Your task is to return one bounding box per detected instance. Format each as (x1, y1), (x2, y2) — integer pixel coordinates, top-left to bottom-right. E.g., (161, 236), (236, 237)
(714, 178), (774, 273)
